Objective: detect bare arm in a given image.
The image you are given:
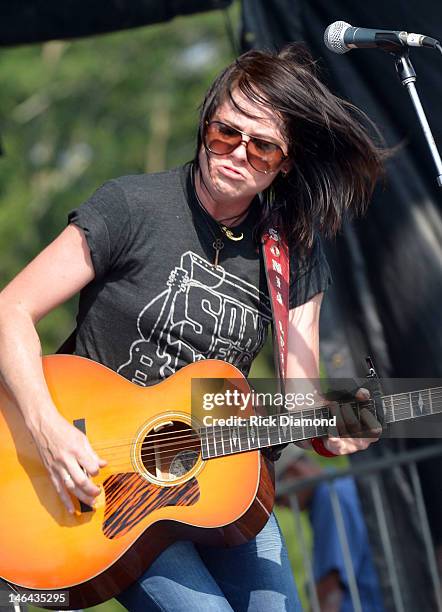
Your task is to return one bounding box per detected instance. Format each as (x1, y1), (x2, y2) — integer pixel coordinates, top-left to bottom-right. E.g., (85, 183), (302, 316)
(286, 292), (323, 380)
(285, 291), (381, 454)
(285, 292), (323, 449)
(0, 224), (106, 512)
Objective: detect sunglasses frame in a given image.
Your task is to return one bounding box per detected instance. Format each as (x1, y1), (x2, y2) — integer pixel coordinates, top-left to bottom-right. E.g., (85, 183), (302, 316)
(203, 120), (288, 174)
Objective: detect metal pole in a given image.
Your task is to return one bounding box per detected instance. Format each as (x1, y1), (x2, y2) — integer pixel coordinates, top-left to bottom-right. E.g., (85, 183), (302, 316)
(328, 482), (363, 612)
(408, 461), (442, 611)
(395, 52), (442, 187)
(289, 493), (321, 612)
(369, 474), (406, 612)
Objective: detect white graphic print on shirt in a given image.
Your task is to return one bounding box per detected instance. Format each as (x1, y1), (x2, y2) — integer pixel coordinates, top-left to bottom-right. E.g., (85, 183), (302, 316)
(117, 252), (272, 385)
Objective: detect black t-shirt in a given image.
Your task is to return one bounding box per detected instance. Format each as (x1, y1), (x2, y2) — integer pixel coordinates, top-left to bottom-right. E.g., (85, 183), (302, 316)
(68, 163), (331, 385)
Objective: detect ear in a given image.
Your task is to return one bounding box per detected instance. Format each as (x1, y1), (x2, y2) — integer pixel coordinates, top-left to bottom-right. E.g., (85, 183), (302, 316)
(280, 159), (292, 176)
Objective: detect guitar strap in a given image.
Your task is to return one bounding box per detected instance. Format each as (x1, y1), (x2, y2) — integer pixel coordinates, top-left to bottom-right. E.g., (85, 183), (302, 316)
(261, 227), (290, 460)
(261, 227), (289, 387)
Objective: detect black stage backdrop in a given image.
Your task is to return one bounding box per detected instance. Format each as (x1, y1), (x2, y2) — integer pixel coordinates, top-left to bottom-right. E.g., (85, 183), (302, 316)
(242, 2), (442, 611)
(0, 0), (233, 46)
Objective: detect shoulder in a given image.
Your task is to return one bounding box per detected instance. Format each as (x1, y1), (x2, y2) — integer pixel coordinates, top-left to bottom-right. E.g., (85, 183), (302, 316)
(110, 165), (185, 206)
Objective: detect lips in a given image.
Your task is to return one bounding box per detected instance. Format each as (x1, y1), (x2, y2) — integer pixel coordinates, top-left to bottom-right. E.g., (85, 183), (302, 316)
(219, 165), (245, 179)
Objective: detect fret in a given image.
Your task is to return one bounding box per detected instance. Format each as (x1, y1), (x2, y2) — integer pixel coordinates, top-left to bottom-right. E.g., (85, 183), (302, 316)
(213, 426), (223, 458)
(276, 413), (283, 444)
(315, 406), (329, 437)
(201, 429), (209, 460)
(424, 389), (432, 415)
(289, 412), (303, 444)
(248, 419), (259, 449)
(206, 427), (215, 459)
(224, 425), (232, 455)
(237, 423), (243, 452)
(230, 424), (239, 453)
(279, 414), (290, 444)
(242, 420), (251, 451)
(301, 408), (317, 440)
(269, 420), (282, 448)
(268, 418), (282, 446)
(256, 420), (264, 448)
(220, 424), (226, 455)
(384, 395), (394, 423)
(392, 392), (412, 421)
(430, 388), (433, 414)
(411, 389), (432, 418)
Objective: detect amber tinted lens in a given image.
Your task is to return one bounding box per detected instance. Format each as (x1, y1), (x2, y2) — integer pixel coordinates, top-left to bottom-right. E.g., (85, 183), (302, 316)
(204, 121), (286, 173)
(247, 139), (285, 173)
(204, 122), (242, 155)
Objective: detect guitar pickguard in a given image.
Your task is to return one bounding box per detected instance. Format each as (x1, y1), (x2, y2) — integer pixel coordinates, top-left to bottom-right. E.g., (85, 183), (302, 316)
(102, 473), (200, 539)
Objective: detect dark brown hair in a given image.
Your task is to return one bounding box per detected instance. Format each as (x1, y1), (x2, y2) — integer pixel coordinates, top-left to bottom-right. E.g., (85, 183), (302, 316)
(195, 43), (386, 251)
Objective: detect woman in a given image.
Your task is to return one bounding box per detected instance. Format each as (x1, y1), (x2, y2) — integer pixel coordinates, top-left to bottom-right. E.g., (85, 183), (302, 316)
(0, 44), (383, 610)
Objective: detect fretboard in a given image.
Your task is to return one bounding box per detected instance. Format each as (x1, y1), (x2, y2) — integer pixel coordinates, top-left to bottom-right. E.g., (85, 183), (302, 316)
(199, 386), (442, 460)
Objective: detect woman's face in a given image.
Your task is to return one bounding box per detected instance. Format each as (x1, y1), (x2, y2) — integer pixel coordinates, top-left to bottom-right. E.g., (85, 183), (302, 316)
(198, 88), (290, 203)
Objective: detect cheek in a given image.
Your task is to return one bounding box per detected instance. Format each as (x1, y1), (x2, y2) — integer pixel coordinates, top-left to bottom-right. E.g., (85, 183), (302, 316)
(252, 172), (277, 192)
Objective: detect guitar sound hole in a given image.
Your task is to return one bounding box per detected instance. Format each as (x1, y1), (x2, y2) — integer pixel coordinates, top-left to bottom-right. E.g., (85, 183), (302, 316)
(141, 421), (200, 482)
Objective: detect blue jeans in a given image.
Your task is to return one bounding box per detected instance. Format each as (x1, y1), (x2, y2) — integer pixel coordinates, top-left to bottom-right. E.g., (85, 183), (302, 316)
(116, 512), (302, 611)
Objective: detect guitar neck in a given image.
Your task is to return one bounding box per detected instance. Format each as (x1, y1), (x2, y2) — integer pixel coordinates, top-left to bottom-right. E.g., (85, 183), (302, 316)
(199, 386), (442, 460)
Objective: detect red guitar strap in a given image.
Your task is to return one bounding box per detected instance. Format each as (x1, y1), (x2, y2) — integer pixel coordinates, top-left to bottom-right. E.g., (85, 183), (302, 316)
(261, 228), (290, 393)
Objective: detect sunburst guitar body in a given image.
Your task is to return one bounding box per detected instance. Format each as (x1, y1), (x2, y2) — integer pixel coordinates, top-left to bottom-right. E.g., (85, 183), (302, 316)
(0, 356), (274, 608)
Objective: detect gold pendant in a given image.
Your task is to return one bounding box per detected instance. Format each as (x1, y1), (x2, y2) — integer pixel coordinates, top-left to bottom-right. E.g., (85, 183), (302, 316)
(221, 226), (243, 241)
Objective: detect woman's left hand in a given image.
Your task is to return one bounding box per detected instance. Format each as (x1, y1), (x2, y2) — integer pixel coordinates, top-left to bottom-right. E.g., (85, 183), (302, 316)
(322, 387), (382, 455)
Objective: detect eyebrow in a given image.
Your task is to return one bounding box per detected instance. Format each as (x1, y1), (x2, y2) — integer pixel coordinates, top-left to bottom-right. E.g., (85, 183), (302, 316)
(214, 117), (285, 147)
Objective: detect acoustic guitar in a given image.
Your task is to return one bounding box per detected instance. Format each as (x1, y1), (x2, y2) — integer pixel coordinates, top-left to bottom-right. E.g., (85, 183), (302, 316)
(0, 355), (440, 608)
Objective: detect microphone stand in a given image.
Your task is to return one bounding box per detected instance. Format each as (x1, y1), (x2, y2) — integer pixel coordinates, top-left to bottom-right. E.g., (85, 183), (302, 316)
(393, 50), (442, 188)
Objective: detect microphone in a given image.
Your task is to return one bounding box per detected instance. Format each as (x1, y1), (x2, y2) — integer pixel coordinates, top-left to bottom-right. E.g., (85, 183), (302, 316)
(324, 21), (440, 54)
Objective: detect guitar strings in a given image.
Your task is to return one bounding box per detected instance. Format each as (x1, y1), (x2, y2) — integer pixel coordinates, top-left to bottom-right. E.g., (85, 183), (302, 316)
(93, 385), (442, 452)
(86, 394), (442, 460)
(91, 390), (442, 455)
(93, 393), (442, 462)
(98, 396), (442, 466)
(90, 397), (380, 452)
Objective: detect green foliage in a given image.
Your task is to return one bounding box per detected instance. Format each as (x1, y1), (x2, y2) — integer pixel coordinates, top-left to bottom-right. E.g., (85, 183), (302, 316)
(0, 4), (239, 351)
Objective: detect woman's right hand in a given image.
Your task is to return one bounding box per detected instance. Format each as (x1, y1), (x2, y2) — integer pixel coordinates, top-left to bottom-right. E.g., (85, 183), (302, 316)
(29, 409), (107, 514)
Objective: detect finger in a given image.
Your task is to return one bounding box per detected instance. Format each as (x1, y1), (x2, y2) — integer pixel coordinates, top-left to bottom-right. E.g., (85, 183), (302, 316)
(340, 403), (362, 435)
(355, 387), (371, 401)
(76, 448), (103, 477)
(359, 408), (383, 437)
(60, 469), (76, 491)
(323, 436), (346, 455)
(59, 467), (97, 506)
(65, 478), (98, 507)
(327, 437), (368, 455)
(357, 437), (380, 448)
(51, 472), (75, 514)
(64, 460), (101, 498)
(328, 402), (348, 437)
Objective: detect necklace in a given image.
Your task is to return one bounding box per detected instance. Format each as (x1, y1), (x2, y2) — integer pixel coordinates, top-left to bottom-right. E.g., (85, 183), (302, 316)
(191, 167), (251, 266)
(193, 168), (250, 241)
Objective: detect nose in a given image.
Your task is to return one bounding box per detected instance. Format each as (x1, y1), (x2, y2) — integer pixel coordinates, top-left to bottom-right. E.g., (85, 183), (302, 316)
(230, 135), (249, 163)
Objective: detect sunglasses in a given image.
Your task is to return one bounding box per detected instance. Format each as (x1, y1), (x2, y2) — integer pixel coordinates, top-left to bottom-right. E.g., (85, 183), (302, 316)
(203, 121), (287, 174)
